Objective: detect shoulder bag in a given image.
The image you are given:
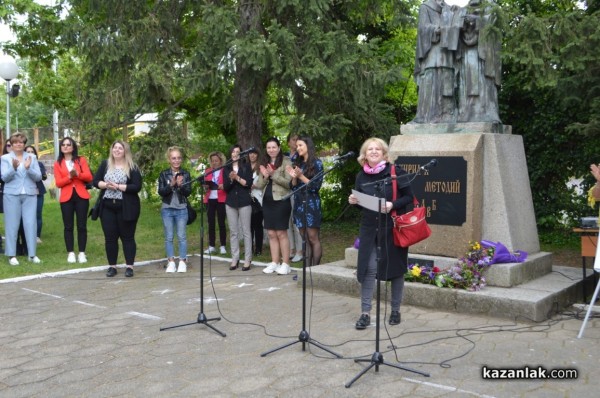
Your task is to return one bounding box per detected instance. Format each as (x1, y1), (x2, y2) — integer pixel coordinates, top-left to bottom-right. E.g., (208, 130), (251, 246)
(186, 200), (197, 225)
(390, 166), (431, 247)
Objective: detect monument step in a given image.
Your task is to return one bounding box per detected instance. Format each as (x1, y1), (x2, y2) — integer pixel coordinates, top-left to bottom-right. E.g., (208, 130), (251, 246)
(344, 248), (553, 288)
(297, 263), (583, 322)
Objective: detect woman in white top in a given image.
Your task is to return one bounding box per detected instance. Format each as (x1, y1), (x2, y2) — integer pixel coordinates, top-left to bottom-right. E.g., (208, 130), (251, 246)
(202, 152), (227, 255)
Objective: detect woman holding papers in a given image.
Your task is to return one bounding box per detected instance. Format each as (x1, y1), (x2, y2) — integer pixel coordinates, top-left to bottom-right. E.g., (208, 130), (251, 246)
(348, 138), (414, 329)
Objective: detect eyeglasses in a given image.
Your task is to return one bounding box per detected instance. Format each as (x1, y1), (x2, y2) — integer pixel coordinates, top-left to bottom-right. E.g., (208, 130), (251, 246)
(26, 151), (35, 154)
(61, 143), (72, 147)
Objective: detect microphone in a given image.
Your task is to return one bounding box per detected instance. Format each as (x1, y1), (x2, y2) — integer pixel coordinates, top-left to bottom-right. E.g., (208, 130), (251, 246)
(334, 151), (355, 162)
(239, 147), (256, 156)
(420, 159), (437, 171)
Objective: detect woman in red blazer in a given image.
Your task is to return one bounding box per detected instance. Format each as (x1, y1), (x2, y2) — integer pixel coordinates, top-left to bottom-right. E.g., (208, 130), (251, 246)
(201, 151), (227, 255)
(54, 137), (93, 264)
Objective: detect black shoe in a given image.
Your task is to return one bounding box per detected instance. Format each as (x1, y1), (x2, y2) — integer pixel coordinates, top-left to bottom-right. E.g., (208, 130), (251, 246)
(125, 267), (134, 277)
(229, 260), (239, 271)
(242, 263), (251, 271)
(389, 311), (401, 325)
(106, 267), (117, 277)
(355, 313), (370, 330)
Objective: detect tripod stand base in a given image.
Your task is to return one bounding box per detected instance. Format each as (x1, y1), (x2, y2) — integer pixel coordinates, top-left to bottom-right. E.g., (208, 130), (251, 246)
(261, 330), (342, 358)
(345, 351), (429, 388)
(160, 312), (226, 337)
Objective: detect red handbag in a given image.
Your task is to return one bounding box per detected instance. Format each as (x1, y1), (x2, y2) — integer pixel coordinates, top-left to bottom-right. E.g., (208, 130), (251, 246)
(390, 166), (431, 247)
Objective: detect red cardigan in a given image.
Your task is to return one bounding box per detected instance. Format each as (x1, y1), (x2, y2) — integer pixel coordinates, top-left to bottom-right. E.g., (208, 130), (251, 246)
(203, 167), (227, 203)
(54, 157), (94, 203)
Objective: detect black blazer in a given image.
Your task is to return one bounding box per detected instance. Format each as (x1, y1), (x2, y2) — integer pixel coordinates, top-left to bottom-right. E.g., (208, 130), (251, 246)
(223, 161), (253, 208)
(93, 160), (142, 222)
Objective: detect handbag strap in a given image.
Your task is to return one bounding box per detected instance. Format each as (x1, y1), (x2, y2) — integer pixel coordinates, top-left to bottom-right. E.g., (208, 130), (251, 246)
(390, 165), (419, 219)
(391, 166), (397, 218)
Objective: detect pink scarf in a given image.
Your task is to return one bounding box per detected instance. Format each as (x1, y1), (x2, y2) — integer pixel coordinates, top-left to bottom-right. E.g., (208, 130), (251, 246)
(363, 161), (387, 175)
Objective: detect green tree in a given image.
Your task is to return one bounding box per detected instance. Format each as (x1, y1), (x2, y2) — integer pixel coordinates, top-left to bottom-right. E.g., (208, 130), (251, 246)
(500, 0), (600, 228)
(3, 0), (420, 209)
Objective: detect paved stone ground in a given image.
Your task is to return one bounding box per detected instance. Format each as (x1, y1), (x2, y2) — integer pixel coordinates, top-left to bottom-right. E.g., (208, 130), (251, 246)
(0, 255), (598, 398)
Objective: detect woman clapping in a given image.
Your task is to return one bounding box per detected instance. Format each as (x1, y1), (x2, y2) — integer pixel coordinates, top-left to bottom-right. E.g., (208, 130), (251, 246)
(54, 137), (93, 264)
(158, 147), (192, 273)
(286, 136), (324, 266)
(255, 137), (293, 275)
(223, 145), (253, 271)
(93, 141), (142, 278)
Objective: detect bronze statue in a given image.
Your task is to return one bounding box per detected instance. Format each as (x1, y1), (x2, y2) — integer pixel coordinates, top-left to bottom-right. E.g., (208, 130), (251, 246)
(412, 0), (461, 123)
(456, 0), (502, 123)
(411, 0), (502, 125)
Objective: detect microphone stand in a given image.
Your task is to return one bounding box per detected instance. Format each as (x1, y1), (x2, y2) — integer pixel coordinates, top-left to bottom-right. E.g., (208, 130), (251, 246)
(261, 160), (343, 358)
(345, 165), (430, 388)
(160, 155), (247, 336)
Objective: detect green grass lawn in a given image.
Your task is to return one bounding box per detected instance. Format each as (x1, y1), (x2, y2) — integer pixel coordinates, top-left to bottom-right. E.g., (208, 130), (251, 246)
(0, 197), (360, 280)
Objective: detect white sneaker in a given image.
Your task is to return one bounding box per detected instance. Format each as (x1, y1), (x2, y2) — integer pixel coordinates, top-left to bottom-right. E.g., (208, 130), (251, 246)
(276, 262), (291, 275)
(166, 261), (177, 273)
(29, 256), (41, 264)
(204, 246), (216, 254)
(67, 252), (76, 263)
(177, 261), (187, 273)
(36, 237), (42, 244)
(78, 252), (87, 263)
(220, 246), (227, 254)
(291, 254), (303, 263)
(9, 257), (19, 266)
(263, 262), (279, 274)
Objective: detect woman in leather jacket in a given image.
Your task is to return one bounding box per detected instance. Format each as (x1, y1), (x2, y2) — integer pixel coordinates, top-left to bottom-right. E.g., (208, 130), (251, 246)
(158, 147), (192, 273)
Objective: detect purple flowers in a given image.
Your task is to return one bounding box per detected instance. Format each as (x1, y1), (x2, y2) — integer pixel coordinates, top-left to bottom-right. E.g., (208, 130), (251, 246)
(404, 241), (494, 291)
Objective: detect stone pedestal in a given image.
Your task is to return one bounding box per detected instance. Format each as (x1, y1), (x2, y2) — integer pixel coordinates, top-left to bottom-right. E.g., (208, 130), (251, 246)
(389, 124), (539, 259)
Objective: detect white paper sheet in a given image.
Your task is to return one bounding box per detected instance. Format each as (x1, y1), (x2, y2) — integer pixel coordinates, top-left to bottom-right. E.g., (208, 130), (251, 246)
(351, 189), (386, 213)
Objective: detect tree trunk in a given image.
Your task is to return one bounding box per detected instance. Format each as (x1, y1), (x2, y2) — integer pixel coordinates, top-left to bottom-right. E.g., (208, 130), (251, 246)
(234, 1), (269, 151)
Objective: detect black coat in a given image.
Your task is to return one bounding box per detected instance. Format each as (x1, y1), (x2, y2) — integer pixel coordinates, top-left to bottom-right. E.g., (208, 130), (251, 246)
(93, 160), (142, 222)
(354, 163), (414, 283)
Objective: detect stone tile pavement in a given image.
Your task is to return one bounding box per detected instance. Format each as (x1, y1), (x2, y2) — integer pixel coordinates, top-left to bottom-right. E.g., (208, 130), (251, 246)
(0, 255), (598, 397)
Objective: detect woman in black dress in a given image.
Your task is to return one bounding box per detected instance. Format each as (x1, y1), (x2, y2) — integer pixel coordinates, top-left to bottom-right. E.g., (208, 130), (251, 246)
(255, 137), (293, 275)
(286, 136), (323, 266)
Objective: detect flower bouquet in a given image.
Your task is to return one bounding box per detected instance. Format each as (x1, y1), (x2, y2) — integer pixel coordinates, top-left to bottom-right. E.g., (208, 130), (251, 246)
(405, 241), (495, 291)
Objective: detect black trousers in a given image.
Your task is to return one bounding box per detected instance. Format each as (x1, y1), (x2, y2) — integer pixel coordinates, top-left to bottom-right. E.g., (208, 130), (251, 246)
(206, 199), (226, 247)
(100, 199), (137, 266)
(250, 210), (263, 253)
(60, 189), (89, 252)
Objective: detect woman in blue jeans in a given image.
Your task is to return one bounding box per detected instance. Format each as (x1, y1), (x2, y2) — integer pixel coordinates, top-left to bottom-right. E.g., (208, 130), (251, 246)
(158, 147), (192, 273)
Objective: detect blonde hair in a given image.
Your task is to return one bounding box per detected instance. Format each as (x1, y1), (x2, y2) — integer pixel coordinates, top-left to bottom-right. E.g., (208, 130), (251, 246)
(208, 151), (226, 166)
(357, 137), (389, 167)
(165, 146), (183, 161)
(9, 133), (28, 145)
(108, 140), (137, 177)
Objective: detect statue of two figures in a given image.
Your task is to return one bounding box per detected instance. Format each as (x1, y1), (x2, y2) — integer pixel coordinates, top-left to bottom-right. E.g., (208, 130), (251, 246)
(412, 0), (502, 124)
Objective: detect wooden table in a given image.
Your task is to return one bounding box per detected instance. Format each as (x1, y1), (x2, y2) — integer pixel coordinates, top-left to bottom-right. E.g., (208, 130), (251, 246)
(573, 228), (599, 302)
